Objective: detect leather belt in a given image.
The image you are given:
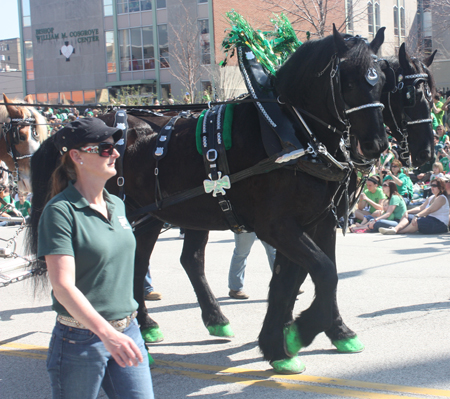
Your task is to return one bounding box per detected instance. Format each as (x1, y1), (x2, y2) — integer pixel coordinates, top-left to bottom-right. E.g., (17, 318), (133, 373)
(57, 311), (138, 333)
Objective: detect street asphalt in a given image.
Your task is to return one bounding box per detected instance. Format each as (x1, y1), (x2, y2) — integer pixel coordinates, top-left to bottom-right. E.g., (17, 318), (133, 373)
(1, 225), (450, 398)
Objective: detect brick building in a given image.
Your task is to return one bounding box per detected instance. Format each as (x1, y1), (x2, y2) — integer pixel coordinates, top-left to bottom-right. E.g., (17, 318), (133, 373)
(0, 37), (24, 99)
(16, 0), (428, 105)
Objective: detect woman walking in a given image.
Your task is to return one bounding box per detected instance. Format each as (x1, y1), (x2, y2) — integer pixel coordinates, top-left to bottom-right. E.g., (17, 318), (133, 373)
(38, 118), (154, 399)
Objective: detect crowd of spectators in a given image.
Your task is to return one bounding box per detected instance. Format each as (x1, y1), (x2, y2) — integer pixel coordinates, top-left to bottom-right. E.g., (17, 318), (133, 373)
(350, 89), (450, 236)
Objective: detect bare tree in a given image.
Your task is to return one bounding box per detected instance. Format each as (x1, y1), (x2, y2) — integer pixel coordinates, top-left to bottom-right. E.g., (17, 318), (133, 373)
(259, 0), (367, 39)
(167, 1), (207, 103)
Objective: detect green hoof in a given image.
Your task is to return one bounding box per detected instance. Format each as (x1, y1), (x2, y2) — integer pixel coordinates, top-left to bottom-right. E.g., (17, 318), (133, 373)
(141, 326), (164, 343)
(147, 351), (155, 366)
(271, 356), (306, 374)
(207, 323), (235, 337)
(283, 323), (303, 357)
(333, 336), (365, 353)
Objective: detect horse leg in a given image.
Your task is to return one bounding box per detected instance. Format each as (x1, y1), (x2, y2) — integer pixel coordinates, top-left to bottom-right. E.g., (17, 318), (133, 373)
(259, 252), (307, 373)
(134, 222), (165, 344)
(180, 229), (233, 337)
(257, 220), (338, 373)
(313, 216), (364, 353)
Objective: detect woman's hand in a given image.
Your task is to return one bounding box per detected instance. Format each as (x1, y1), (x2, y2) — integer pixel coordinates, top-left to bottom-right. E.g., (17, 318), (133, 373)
(360, 192), (367, 201)
(101, 329), (144, 368)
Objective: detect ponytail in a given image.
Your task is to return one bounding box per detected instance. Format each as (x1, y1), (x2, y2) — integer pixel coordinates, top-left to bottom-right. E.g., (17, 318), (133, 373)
(49, 153), (77, 199)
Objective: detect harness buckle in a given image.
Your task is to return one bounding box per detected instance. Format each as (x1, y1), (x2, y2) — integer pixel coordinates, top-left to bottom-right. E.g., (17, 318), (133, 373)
(206, 149), (217, 162)
(218, 199), (232, 212)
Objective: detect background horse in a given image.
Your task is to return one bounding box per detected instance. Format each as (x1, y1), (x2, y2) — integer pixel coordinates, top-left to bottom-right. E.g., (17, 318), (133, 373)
(382, 43), (436, 166)
(28, 28), (389, 374)
(0, 94), (48, 192)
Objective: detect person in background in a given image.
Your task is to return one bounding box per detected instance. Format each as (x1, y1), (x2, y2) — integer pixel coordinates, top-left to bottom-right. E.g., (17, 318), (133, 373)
(15, 191), (31, 218)
(354, 175), (385, 222)
(365, 181), (408, 232)
(382, 159), (413, 205)
(228, 232), (276, 299)
(183, 92), (191, 104)
(436, 125), (449, 146)
(432, 95), (445, 127)
(37, 118), (154, 399)
(143, 265), (162, 301)
(380, 177), (449, 235)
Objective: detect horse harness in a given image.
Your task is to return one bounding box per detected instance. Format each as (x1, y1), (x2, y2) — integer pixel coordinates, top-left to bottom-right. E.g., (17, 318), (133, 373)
(384, 63), (432, 165)
(1, 116), (38, 186)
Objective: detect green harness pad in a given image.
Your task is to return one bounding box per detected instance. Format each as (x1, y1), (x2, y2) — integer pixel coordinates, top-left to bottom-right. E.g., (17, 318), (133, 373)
(196, 104), (235, 155)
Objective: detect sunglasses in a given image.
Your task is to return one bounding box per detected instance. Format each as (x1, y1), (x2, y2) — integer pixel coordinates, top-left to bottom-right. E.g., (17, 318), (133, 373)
(78, 142), (117, 157)
(382, 184), (389, 187)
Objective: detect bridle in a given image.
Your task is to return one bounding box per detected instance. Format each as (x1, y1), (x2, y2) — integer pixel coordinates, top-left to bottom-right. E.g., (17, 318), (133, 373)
(1, 116), (40, 186)
(384, 61), (432, 165)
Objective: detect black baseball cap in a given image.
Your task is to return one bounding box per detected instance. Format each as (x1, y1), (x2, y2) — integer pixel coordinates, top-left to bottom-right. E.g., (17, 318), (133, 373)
(54, 118), (123, 154)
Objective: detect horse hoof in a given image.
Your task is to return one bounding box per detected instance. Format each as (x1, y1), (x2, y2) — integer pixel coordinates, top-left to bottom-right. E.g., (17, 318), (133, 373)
(333, 336), (365, 353)
(207, 323), (234, 337)
(271, 356), (306, 374)
(141, 326), (164, 343)
(147, 351), (155, 366)
(283, 323), (303, 357)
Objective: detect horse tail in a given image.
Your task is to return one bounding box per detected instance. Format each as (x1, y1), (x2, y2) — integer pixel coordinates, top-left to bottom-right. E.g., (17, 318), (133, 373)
(25, 135), (60, 277)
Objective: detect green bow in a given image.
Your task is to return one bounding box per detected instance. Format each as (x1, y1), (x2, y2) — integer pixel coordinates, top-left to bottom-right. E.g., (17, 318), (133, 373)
(203, 173), (231, 197)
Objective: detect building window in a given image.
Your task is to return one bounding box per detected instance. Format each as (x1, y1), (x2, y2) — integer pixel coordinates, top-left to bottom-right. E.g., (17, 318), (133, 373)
(198, 0), (208, 3)
(346, 0), (354, 33)
(117, 0), (163, 14)
(48, 93), (59, 103)
(84, 90), (96, 104)
(156, 0), (166, 8)
(60, 92), (72, 103)
(104, 0), (113, 16)
(72, 91), (84, 104)
(119, 27), (155, 72)
(158, 25), (169, 68)
(36, 93), (48, 103)
(24, 40), (34, 80)
(22, 0), (31, 27)
(198, 19), (210, 65)
(6, 44), (9, 51)
(105, 31), (116, 73)
(393, 0), (405, 38)
(367, 0), (380, 35)
(161, 83), (171, 100)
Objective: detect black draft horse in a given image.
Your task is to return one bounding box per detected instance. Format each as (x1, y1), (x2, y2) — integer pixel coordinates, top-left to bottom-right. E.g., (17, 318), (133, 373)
(28, 28), (389, 374)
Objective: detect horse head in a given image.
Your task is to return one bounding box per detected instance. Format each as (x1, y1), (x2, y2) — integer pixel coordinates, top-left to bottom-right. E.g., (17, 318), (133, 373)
(335, 26), (388, 160)
(275, 26), (388, 162)
(0, 94), (48, 191)
(381, 43), (437, 166)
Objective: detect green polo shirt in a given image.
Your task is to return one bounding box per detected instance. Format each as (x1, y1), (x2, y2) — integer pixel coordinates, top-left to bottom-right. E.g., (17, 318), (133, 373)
(37, 182), (138, 320)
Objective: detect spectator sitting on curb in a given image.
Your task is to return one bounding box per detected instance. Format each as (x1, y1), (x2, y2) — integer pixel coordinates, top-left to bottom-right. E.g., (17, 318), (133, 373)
(354, 175), (385, 222)
(379, 177), (449, 235)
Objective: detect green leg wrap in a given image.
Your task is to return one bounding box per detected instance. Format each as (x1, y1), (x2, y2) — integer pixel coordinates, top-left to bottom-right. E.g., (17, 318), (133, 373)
(271, 356), (306, 374)
(147, 352), (155, 366)
(283, 323), (303, 357)
(141, 326), (164, 343)
(207, 323), (234, 337)
(332, 335), (365, 353)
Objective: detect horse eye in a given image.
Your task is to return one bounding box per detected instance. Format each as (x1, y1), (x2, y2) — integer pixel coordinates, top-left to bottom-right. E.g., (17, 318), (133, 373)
(19, 134), (27, 141)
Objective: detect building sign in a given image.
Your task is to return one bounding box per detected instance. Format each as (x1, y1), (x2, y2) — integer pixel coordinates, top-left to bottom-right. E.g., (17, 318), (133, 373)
(36, 27), (100, 44)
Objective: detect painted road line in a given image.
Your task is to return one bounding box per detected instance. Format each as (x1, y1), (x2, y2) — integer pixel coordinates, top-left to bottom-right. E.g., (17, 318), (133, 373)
(153, 367), (423, 399)
(156, 360), (450, 398)
(2, 344), (449, 398)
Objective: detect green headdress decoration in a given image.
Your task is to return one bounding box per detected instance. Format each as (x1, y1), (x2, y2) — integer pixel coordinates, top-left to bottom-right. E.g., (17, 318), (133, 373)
(221, 10), (302, 76)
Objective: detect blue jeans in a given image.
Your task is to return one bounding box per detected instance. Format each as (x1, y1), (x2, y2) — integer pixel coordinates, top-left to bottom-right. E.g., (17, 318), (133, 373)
(144, 267), (153, 295)
(228, 232), (276, 291)
(47, 319), (154, 399)
(366, 215), (399, 232)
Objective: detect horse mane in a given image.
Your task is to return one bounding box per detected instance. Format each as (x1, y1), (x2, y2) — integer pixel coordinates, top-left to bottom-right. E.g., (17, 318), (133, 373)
(275, 34), (374, 105)
(0, 98), (49, 142)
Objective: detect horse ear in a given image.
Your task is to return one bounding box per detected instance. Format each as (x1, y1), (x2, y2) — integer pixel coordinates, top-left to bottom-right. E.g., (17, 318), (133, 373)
(332, 24), (348, 57)
(370, 27), (385, 54)
(23, 94), (34, 104)
(423, 49), (437, 67)
(398, 43), (411, 72)
(3, 93), (20, 117)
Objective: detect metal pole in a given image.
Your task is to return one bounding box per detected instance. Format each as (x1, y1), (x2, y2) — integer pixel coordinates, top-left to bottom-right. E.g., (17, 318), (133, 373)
(152, 0), (161, 100)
